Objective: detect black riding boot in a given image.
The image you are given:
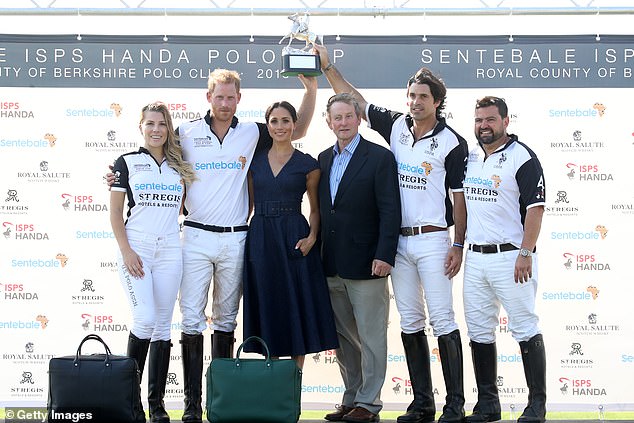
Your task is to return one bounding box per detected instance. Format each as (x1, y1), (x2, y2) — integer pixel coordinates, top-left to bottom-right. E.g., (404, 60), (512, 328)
(127, 332), (150, 380)
(437, 330), (465, 423)
(148, 340), (171, 423)
(397, 331), (436, 423)
(518, 334), (547, 423)
(211, 331), (235, 359)
(181, 333), (203, 423)
(464, 341), (501, 423)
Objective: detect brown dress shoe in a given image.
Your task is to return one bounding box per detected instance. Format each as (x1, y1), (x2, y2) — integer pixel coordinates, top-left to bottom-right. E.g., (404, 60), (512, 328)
(325, 405), (355, 422)
(342, 406), (380, 422)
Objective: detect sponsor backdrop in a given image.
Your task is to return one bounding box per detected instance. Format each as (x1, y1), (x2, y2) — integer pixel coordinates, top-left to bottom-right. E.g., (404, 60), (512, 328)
(1, 34), (632, 413)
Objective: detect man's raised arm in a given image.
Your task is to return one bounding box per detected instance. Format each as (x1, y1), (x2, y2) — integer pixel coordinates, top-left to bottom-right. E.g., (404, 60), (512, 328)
(313, 44), (369, 120)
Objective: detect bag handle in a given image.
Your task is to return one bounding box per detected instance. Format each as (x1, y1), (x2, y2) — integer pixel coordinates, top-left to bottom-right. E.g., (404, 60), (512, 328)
(73, 334), (113, 367)
(235, 336), (271, 364)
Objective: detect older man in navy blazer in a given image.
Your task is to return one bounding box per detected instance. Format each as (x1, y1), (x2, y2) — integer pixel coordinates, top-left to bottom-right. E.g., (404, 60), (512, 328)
(319, 93), (401, 423)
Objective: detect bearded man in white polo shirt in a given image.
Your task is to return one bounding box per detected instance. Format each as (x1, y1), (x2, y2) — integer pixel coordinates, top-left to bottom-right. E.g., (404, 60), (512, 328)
(462, 96), (546, 423)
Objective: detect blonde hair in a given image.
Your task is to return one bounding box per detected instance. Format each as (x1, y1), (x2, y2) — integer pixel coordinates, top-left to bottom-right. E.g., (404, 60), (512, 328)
(207, 69), (241, 93)
(139, 101), (197, 185)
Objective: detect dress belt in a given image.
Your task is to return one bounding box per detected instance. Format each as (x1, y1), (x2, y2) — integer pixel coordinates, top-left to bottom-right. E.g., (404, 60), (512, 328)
(469, 243), (518, 254)
(254, 201), (301, 217)
(400, 225), (447, 236)
(183, 221), (249, 233)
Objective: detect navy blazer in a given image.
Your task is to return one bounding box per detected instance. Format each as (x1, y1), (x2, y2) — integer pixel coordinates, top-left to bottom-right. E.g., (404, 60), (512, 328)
(318, 136), (401, 280)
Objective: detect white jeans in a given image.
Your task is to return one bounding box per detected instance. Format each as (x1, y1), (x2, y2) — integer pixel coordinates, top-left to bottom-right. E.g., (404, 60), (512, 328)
(463, 249), (540, 343)
(178, 226), (246, 334)
(118, 231), (181, 341)
(391, 231), (459, 336)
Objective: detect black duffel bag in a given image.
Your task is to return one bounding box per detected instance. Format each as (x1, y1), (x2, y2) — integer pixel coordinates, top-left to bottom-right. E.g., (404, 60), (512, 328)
(47, 333), (146, 423)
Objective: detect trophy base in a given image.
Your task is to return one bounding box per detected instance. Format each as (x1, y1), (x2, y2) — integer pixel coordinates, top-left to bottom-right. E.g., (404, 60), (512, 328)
(281, 53), (322, 77)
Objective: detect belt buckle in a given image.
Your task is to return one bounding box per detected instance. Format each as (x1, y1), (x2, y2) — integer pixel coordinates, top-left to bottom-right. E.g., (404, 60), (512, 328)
(483, 245), (497, 254)
(401, 227), (414, 236)
(264, 201), (280, 217)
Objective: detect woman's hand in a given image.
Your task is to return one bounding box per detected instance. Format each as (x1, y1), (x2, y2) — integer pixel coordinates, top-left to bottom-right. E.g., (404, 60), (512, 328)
(295, 234), (317, 256)
(122, 247), (144, 278)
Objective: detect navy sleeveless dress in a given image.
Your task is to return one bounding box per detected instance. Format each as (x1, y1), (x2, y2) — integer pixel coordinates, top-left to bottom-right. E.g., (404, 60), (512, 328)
(243, 149), (339, 357)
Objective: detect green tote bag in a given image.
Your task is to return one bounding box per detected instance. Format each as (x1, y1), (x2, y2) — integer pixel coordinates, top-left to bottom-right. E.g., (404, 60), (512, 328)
(206, 336), (302, 423)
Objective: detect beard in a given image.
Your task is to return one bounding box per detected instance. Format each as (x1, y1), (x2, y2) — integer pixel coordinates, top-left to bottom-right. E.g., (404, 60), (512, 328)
(476, 129), (503, 145)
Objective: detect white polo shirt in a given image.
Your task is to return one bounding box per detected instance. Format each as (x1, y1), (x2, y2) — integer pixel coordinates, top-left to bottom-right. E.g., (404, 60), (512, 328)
(463, 135), (546, 246)
(177, 112), (271, 227)
(366, 104), (468, 228)
(111, 147), (184, 235)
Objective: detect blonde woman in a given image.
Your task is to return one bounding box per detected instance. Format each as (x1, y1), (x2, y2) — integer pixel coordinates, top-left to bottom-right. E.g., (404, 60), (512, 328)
(110, 101), (195, 423)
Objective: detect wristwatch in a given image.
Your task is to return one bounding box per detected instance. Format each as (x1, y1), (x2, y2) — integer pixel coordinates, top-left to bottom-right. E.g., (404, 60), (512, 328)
(519, 248), (532, 258)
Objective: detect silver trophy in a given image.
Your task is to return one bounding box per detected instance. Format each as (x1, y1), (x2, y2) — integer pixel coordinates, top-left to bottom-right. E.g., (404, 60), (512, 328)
(279, 13), (322, 76)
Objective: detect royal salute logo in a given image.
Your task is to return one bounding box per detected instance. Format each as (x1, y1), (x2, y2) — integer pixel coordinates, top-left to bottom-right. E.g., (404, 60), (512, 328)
(560, 342), (595, 369)
(564, 162), (614, 182)
(610, 201), (634, 215)
(564, 312), (619, 336)
(471, 375), (526, 399)
(60, 193), (108, 213)
(84, 129), (137, 153)
(99, 260), (119, 273)
(0, 100), (35, 118)
(71, 279), (105, 305)
(562, 252), (611, 271)
(548, 130), (606, 153)
(424, 137), (439, 155)
(15, 160), (71, 183)
(1, 188), (29, 215)
(558, 377), (607, 396)
(0, 282), (40, 302)
(2, 341), (54, 364)
(1, 221), (50, 241)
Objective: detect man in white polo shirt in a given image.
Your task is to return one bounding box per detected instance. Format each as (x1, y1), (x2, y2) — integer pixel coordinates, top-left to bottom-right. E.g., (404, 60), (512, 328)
(462, 96), (546, 423)
(176, 69), (316, 423)
(315, 45), (468, 423)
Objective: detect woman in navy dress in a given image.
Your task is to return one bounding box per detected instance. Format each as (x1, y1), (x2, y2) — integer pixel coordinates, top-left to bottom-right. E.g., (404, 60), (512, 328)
(243, 101), (338, 368)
